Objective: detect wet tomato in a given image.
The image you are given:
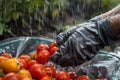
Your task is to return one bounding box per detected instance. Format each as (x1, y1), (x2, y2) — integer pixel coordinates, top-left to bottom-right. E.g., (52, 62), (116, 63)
(1, 52), (12, 58)
(0, 56), (8, 67)
(2, 58), (20, 73)
(18, 59), (27, 69)
(49, 46), (58, 55)
(29, 51), (37, 60)
(46, 66), (56, 78)
(68, 71), (77, 80)
(36, 50), (50, 64)
(18, 69), (32, 79)
(56, 71), (70, 80)
(18, 55), (31, 63)
(27, 60), (37, 69)
(49, 42), (57, 49)
(3, 72), (20, 80)
(29, 64), (46, 79)
(40, 76), (52, 80)
(77, 75), (89, 80)
(37, 44), (49, 53)
(0, 77), (2, 80)
(21, 77), (32, 80)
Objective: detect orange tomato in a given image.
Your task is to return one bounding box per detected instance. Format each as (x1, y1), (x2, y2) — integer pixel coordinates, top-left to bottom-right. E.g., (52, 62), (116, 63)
(18, 69), (32, 79)
(2, 58), (20, 73)
(21, 77), (32, 80)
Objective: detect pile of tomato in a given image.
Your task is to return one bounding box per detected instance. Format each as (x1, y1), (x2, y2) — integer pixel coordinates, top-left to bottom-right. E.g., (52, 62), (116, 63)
(0, 42), (107, 80)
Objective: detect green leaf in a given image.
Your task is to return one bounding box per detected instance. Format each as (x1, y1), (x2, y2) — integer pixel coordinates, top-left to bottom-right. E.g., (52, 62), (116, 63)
(12, 12), (20, 20)
(0, 23), (5, 35)
(33, 0), (42, 7)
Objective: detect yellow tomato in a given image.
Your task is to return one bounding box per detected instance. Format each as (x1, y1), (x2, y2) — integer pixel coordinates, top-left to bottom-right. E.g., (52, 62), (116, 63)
(18, 69), (32, 79)
(29, 51), (37, 60)
(2, 58), (20, 73)
(21, 77), (32, 80)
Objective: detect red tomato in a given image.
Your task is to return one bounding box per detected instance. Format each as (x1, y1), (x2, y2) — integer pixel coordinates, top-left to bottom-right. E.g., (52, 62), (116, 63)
(56, 71), (70, 80)
(1, 52), (12, 58)
(3, 72), (20, 80)
(0, 56), (8, 67)
(36, 44), (49, 53)
(27, 60), (37, 69)
(18, 55), (31, 63)
(18, 59), (27, 69)
(49, 42), (57, 49)
(36, 50), (50, 64)
(68, 71), (77, 80)
(40, 76), (52, 80)
(46, 66), (56, 78)
(29, 64), (46, 79)
(0, 77), (2, 80)
(77, 75), (89, 80)
(49, 46), (58, 55)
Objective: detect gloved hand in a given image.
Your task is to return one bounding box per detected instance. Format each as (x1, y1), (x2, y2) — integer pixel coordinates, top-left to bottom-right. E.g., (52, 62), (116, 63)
(50, 18), (117, 67)
(56, 16), (101, 46)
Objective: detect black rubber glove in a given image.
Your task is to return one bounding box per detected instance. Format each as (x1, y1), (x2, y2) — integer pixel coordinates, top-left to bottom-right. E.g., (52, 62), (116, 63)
(56, 16), (101, 46)
(50, 18), (117, 67)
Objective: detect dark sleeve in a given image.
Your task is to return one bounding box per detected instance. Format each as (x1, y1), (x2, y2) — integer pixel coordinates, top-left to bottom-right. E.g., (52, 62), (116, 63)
(88, 16), (101, 22)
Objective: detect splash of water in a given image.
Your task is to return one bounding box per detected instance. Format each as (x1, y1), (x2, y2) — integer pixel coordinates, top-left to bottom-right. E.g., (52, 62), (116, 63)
(16, 37), (30, 57)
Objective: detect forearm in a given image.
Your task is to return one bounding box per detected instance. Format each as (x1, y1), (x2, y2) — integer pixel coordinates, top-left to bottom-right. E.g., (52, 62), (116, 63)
(100, 4), (120, 19)
(109, 14), (120, 39)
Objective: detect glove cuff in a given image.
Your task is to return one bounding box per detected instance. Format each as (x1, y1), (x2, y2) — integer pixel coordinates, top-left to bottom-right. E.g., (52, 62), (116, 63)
(97, 17), (118, 45)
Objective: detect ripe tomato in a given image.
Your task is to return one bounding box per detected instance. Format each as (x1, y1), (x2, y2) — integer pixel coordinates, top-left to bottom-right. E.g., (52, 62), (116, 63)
(27, 60), (37, 69)
(49, 42), (57, 49)
(18, 69), (32, 79)
(29, 51), (37, 60)
(21, 77), (32, 80)
(68, 71), (77, 80)
(0, 77), (2, 80)
(46, 66), (56, 78)
(36, 44), (49, 53)
(56, 71), (70, 80)
(18, 55), (31, 63)
(1, 52), (12, 58)
(3, 72), (20, 80)
(0, 56), (8, 67)
(77, 75), (89, 80)
(49, 46), (58, 55)
(18, 59), (27, 69)
(36, 50), (50, 64)
(40, 76), (52, 80)
(29, 64), (46, 79)
(2, 58), (20, 73)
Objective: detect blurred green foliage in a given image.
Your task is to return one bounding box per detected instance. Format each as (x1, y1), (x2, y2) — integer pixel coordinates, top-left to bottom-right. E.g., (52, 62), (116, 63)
(0, 0), (119, 39)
